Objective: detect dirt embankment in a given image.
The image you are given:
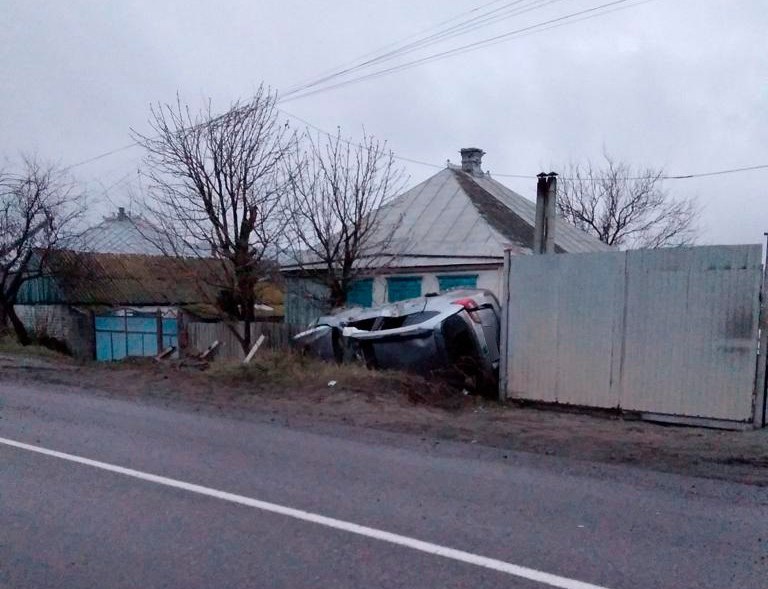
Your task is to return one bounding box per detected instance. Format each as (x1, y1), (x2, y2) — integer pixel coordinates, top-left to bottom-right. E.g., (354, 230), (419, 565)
(2, 350), (767, 486)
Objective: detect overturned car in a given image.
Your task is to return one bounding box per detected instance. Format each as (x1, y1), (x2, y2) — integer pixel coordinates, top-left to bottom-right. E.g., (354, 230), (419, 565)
(293, 289), (502, 388)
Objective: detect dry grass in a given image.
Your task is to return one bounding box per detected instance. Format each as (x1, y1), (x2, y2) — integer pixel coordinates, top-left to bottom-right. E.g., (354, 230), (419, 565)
(2, 349), (767, 485)
(207, 350), (465, 409)
(0, 334), (70, 361)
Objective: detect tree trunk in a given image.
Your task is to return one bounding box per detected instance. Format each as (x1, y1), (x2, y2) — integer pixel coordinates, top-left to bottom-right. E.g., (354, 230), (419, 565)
(242, 317), (252, 355)
(329, 280), (347, 309)
(0, 305), (7, 336)
(4, 304), (31, 345)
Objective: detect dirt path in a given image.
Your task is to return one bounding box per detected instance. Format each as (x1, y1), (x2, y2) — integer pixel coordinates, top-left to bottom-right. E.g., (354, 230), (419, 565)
(2, 352), (767, 485)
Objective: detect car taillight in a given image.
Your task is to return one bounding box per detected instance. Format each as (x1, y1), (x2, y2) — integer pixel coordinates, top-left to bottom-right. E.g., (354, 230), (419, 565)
(453, 298), (482, 323)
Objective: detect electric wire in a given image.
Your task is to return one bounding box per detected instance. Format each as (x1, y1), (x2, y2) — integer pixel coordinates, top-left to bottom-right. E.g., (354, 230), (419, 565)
(281, 0), (567, 99)
(61, 0), (650, 172)
(281, 0), (514, 96)
(281, 0), (646, 103)
(57, 0), (766, 182)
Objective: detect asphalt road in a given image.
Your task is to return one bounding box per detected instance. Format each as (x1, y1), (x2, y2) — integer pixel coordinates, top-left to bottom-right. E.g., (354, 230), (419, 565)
(0, 380), (765, 589)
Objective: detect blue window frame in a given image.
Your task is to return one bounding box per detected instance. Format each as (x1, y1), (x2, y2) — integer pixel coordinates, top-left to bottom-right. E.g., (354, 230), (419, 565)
(386, 276), (422, 302)
(438, 274), (478, 292)
(347, 278), (373, 307)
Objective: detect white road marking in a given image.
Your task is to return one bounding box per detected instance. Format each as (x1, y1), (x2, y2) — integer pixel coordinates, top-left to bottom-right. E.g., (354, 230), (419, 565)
(0, 435), (611, 589)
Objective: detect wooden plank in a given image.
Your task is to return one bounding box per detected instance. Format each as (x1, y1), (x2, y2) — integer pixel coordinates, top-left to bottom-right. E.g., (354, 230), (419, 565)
(243, 335), (266, 364)
(199, 340), (220, 360)
(155, 346), (176, 361)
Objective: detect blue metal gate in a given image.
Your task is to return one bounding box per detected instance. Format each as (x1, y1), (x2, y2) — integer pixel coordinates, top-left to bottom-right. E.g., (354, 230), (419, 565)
(94, 310), (178, 361)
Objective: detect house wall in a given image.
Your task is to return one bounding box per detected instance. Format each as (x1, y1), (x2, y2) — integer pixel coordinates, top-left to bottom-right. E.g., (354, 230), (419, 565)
(284, 265), (505, 327)
(14, 304), (94, 359)
(371, 267), (503, 305)
(284, 277), (331, 327)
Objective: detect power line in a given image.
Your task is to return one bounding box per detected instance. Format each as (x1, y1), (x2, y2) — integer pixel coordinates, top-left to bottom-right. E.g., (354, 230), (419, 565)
(282, 0), (649, 103)
(661, 163), (768, 180)
(59, 0), (650, 172)
(279, 108), (444, 169)
(282, 0), (560, 100)
(55, 0), (765, 184)
(281, 0), (516, 97)
(281, 0), (566, 100)
(60, 106), (768, 183)
(280, 109), (768, 181)
(494, 163), (768, 181)
(62, 142), (139, 171)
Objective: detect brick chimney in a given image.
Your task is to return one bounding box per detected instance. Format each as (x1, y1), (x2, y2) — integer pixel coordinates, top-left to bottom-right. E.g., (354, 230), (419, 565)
(117, 207), (128, 220)
(460, 147), (485, 177)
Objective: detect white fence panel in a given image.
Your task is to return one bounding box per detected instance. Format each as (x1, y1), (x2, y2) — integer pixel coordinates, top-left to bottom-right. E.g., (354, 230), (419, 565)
(553, 252), (626, 408)
(620, 247), (762, 420)
(502, 245), (763, 425)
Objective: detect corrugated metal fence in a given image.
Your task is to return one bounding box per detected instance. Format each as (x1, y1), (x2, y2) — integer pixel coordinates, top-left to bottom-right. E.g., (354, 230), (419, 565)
(500, 245), (765, 426)
(187, 321), (300, 361)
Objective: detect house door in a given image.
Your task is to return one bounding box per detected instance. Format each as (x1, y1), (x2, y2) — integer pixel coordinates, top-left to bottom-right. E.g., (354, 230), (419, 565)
(94, 309), (178, 361)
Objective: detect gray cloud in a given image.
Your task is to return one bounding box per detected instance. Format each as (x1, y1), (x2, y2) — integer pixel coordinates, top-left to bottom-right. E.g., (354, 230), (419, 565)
(1, 0), (765, 245)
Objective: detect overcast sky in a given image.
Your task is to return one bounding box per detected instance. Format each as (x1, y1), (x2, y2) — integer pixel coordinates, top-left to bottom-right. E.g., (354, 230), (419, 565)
(1, 0), (765, 245)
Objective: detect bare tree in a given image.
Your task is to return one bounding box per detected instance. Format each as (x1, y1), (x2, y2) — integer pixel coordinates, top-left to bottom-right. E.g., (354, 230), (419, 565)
(556, 153), (699, 249)
(0, 157), (84, 344)
(133, 86), (293, 353)
(285, 129), (404, 309)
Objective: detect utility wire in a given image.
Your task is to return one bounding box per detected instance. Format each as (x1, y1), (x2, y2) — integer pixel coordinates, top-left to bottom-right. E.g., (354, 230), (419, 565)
(62, 142), (139, 171)
(59, 0), (766, 182)
(61, 0), (647, 171)
(281, 0), (565, 99)
(494, 163), (768, 181)
(282, 0), (646, 103)
(63, 106), (768, 182)
(282, 0), (514, 96)
(661, 164), (768, 180)
(280, 109), (768, 181)
(280, 108), (444, 169)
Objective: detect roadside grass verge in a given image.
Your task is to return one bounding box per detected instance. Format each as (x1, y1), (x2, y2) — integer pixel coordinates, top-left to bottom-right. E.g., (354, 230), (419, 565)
(0, 334), (71, 361)
(207, 350), (465, 409)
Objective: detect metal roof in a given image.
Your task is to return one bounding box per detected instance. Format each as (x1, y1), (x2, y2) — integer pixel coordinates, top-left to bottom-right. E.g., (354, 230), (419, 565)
(76, 210), (169, 255)
(369, 166), (609, 266)
(35, 250), (227, 306)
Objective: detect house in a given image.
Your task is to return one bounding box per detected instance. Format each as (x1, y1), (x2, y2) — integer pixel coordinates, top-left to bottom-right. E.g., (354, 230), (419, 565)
(75, 207), (285, 322)
(76, 207), (169, 255)
(283, 147), (609, 327)
(14, 250), (227, 360)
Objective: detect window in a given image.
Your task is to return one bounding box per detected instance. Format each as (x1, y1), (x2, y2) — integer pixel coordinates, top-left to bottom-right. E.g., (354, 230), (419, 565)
(347, 278), (373, 307)
(386, 276), (422, 302)
(438, 274), (478, 292)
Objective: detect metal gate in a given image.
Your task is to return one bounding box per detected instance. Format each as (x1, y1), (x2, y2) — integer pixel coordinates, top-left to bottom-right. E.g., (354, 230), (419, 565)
(94, 309), (178, 361)
(500, 245), (765, 426)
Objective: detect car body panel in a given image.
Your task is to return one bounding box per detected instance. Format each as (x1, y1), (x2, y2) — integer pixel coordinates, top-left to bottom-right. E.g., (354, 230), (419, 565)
(292, 289), (501, 382)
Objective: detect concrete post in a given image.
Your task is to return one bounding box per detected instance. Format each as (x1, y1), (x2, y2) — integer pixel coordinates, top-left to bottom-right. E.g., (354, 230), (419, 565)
(755, 233), (768, 427)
